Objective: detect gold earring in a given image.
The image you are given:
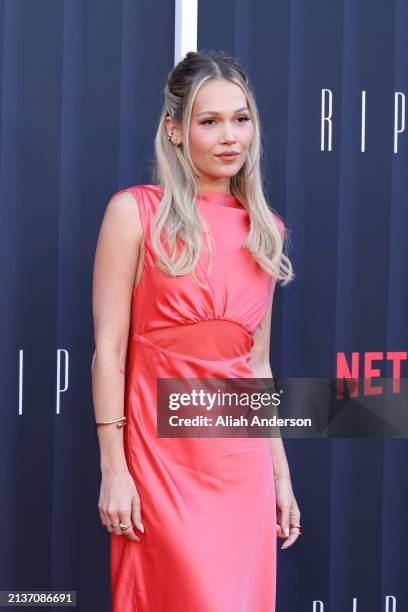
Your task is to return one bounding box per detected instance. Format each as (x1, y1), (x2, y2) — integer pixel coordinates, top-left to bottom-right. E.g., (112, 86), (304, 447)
(167, 132), (181, 146)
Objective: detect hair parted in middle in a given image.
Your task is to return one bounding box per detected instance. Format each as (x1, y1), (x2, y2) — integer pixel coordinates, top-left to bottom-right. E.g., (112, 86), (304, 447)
(150, 49), (294, 289)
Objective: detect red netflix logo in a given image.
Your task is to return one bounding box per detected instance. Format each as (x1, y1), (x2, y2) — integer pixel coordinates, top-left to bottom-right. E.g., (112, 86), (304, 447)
(336, 351), (407, 398)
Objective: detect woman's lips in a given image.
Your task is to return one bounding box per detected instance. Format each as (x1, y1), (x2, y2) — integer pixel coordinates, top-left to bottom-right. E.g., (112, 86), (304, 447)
(215, 153), (239, 160)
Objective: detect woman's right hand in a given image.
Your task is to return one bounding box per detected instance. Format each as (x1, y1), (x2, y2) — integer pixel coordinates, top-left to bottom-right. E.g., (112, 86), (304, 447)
(98, 468), (144, 542)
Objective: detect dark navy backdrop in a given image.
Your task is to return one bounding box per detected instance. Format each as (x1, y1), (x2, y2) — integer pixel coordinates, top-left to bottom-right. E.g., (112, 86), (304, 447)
(0, 1), (407, 610)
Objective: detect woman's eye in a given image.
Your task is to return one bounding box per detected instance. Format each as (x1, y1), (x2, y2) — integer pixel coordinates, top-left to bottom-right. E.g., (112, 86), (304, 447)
(200, 116), (250, 126)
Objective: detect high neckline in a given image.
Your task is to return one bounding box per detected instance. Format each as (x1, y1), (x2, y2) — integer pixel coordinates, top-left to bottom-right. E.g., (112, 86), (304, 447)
(198, 190), (242, 208)
(145, 184), (243, 209)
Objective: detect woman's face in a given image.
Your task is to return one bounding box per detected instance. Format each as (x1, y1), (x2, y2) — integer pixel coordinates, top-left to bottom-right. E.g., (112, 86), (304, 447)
(188, 78), (254, 193)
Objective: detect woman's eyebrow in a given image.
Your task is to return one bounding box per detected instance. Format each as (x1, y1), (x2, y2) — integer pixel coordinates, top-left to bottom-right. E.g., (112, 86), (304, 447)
(194, 106), (249, 117)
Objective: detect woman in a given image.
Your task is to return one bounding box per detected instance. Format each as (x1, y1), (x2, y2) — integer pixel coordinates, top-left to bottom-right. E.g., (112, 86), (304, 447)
(92, 50), (301, 611)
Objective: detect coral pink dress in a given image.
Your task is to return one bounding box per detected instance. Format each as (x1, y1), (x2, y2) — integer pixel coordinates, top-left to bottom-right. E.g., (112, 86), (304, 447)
(110, 184), (284, 611)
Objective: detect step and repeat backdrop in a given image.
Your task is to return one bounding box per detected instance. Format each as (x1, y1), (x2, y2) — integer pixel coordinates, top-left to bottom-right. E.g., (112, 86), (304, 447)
(0, 1), (407, 610)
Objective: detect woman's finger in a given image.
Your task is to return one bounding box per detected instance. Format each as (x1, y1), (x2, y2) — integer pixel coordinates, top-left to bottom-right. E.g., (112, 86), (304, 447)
(278, 502), (291, 538)
(276, 523), (285, 539)
(281, 526), (301, 549)
(122, 514), (140, 542)
(109, 511), (124, 536)
(109, 510), (139, 540)
(98, 503), (113, 533)
(100, 511), (113, 533)
(131, 496), (144, 535)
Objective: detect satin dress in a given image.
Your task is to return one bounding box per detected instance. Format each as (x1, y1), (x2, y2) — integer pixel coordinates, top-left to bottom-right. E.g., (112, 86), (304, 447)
(109, 184), (285, 612)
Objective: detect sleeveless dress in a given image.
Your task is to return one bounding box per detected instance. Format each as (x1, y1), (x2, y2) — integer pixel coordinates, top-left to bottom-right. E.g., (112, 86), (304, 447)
(109, 184), (285, 612)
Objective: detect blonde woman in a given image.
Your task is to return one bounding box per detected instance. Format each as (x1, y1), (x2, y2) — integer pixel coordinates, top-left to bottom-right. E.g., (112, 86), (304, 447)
(92, 50), (301, 612)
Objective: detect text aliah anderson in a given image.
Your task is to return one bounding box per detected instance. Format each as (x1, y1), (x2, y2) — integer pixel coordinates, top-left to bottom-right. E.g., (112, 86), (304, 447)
(168, 415), (311, 427)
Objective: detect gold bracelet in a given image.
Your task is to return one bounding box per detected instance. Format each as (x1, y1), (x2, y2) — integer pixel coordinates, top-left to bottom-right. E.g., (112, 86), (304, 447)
(95, 416), (126, 428)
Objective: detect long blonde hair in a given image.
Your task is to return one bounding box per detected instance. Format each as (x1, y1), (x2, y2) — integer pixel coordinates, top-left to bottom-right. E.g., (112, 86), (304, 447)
(149, 50), (294, 288)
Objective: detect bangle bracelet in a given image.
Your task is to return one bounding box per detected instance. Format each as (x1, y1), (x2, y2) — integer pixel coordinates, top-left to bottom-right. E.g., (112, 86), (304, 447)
(95, 416), (126, 428)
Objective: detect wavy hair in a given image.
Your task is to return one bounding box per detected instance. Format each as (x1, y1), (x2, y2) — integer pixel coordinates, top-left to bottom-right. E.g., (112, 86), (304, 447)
(150, 49), (294, 288)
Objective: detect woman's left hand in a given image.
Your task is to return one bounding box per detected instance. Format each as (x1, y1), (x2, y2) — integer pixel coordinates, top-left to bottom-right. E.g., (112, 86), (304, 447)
(274, 475), (302, 549)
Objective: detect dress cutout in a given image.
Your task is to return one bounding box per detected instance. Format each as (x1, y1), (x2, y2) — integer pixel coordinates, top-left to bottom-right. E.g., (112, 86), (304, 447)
(109, 184), (285, 612)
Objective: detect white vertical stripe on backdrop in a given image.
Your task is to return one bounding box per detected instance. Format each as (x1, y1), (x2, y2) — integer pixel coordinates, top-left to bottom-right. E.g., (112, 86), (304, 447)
(175, 0), (198, 65)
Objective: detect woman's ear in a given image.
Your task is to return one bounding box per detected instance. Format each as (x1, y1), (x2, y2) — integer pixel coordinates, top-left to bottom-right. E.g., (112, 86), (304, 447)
(164, 115), (183, 145)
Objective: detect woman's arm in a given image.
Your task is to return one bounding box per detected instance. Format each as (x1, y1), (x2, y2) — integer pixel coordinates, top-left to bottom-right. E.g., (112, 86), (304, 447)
(91, 190), (142, 472)
(248, 284), (301, 549)
(91, 190), (145, 540)
(248, 284), (290, 480)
